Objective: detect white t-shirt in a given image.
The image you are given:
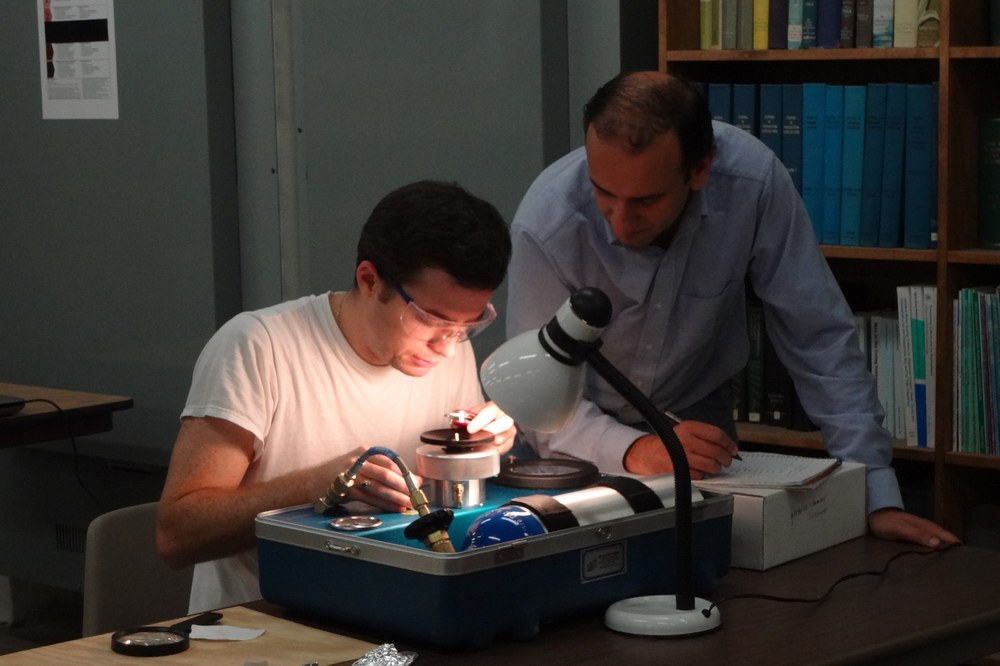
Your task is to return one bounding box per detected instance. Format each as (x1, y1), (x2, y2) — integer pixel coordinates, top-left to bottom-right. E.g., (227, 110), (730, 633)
(181, 293), (483, 612)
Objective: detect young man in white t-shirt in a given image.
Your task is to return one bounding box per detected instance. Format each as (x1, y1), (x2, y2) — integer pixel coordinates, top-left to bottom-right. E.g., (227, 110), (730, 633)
(156, 180), (516, 612)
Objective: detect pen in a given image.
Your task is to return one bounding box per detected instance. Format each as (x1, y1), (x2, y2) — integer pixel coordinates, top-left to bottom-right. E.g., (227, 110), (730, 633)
(664, 409), (743, 461)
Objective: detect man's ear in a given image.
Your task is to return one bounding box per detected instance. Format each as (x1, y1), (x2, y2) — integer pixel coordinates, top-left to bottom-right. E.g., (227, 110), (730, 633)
(355, 260), (379, 295)
(688, 154), (713, 191)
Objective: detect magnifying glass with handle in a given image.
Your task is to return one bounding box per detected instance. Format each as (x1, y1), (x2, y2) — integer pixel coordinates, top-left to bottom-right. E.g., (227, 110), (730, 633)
(110, 611), (222, 656)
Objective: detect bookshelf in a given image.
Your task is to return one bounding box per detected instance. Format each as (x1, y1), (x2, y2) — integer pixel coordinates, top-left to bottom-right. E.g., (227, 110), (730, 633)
(659, 0), (1000, 535)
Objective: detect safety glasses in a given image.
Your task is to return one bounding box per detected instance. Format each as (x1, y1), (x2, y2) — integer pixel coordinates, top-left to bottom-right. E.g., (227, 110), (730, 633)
(384, 274), (496, 344)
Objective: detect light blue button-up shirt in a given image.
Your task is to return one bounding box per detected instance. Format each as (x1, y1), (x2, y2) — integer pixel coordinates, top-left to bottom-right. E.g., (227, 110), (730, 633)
(506, 121), (901, 513)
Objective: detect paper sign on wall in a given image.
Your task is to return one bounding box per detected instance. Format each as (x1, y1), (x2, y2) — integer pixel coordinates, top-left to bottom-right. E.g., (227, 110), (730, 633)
(37, 0), (119, 119)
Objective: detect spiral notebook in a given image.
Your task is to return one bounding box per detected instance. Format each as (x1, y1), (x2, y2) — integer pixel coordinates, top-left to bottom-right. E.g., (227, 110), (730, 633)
(693, 451), (842, 491)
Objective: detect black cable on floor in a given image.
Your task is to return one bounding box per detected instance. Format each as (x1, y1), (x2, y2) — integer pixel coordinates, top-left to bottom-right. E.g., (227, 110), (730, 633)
(23, 398), (105, 513)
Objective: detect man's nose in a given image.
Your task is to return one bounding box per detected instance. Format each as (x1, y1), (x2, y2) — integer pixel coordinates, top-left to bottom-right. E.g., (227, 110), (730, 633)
(428, 335), (459, 358)
(607, 200), (632, 227)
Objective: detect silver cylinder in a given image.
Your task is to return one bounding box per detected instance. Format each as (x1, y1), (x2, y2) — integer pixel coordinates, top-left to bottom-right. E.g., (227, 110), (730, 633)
(554, 474), (687, 526)
(416, 444), (500, 509)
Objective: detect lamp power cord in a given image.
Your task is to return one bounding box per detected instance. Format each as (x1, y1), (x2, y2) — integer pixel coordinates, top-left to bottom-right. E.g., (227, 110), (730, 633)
(702, 541), (961, 618)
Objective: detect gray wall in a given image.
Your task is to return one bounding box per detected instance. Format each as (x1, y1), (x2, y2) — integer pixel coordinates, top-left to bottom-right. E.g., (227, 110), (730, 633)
(0, 1), (239, 589)
(0, 0), (628, 589)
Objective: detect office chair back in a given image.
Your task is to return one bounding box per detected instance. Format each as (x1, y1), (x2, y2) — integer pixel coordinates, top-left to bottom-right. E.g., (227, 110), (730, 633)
(82, 501), (194, 636)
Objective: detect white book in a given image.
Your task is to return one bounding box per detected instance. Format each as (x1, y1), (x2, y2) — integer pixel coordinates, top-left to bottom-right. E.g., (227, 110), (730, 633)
(909, 284), (929, 447)
(896, 285), (917, 446)
(923, 284), (936, 448)
(889, 315), (906, 439)
(872, 0), (894, 47)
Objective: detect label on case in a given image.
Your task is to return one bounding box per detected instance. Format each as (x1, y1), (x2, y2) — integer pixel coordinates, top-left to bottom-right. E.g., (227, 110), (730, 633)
(580, 542), (627, 582)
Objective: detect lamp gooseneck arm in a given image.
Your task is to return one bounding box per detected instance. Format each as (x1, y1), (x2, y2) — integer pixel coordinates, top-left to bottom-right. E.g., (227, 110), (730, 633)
(583, 347), (695, 611)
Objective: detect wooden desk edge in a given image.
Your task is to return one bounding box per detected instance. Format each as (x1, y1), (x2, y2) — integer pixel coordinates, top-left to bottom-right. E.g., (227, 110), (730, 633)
(0, 382), (134, 448)
(0, 382), (134, 416)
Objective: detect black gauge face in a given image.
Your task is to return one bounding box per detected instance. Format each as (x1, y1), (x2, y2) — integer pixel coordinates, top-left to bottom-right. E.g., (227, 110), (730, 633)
(512, 461), (587, 476)
(496, 458), (600, 489)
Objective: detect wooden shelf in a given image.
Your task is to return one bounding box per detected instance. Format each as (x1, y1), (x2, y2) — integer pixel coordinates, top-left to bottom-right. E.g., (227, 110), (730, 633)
(822, 246), (938, 262)
(945, 452), (1000, 471)
(949, 47), (1000, 59)
(664, 47), (939, 62)
(661, 0), (1000, 534)
(947, 249), (1000, 265)
(735, 423), (936, 463)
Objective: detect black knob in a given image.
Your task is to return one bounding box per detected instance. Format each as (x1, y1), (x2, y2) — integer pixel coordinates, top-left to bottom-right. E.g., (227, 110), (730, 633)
(403, 508), (455, 541)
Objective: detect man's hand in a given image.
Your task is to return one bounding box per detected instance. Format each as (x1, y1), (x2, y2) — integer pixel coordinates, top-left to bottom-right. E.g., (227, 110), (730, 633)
(342, 449), (422, 513)
(465, 400), (517, 455)
(623, 420), (740, 479)
(867, 507), (960, 549)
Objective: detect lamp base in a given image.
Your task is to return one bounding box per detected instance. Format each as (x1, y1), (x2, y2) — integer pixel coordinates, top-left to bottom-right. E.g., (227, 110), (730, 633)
(604, 595), (721, 637)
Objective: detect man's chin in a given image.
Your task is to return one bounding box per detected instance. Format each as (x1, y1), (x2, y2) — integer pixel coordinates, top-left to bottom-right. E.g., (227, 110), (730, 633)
(617, 237), (652, 249)
(395, 359), (436, 377)
(612, 229), (656, 248)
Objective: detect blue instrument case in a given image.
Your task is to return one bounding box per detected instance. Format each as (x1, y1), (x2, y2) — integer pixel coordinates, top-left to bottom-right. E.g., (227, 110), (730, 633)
(256, 481), (732, 649)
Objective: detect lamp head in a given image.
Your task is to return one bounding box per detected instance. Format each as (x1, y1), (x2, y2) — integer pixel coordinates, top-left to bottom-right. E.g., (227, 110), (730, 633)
(479, 288), (611, 432)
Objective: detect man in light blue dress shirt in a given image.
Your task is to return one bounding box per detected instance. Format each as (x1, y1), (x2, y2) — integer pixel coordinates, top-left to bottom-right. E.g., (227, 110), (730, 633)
(506, 71), (956, 548)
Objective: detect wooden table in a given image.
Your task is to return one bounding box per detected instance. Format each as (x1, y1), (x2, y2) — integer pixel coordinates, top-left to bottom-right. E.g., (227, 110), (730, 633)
(6, 538), (1000, 665)
(0, 605), (375, 665)
(0, 382), (133, 448)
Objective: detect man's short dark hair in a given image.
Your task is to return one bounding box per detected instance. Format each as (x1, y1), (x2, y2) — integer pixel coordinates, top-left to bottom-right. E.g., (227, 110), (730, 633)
(583, 72), (715, 179)
(356, 180), (511, 291)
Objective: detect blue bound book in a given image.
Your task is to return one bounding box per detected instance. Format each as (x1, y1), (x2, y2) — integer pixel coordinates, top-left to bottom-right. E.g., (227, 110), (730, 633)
(858, 82), (887, 246)
(781, 83), (804, 194)
(822, 84), (844, 245)
(758, 84), (783, 157)
(788, 0), (805, 48)
(732, 83), (758, 135)
(708, 83), (733, 123)
(902, 83), (935, 249)
(802, 82), (826, 240)
(877, 82), (907, 248)
(816, 0), (842, 47)
(839, 85), (867, 246)
(802, 0), (819, 47)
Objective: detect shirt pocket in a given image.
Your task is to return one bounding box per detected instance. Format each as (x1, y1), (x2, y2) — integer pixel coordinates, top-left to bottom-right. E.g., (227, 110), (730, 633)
(672, 278), (745, 364)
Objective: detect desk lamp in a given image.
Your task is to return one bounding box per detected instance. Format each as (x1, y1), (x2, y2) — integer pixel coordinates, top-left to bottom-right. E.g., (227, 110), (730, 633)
(480, 287), (720, 636)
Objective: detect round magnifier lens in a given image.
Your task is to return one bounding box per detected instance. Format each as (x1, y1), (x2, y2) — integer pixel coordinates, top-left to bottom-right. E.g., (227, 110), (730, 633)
(111, 626), (190, 656)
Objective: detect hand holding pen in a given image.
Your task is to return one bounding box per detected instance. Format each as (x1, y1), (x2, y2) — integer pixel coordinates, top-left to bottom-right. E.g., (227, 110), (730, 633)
(664, 409), (743, 462)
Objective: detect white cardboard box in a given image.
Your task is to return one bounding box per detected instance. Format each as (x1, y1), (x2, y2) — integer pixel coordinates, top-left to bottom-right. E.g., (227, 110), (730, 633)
(723, 461), (867, 570)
